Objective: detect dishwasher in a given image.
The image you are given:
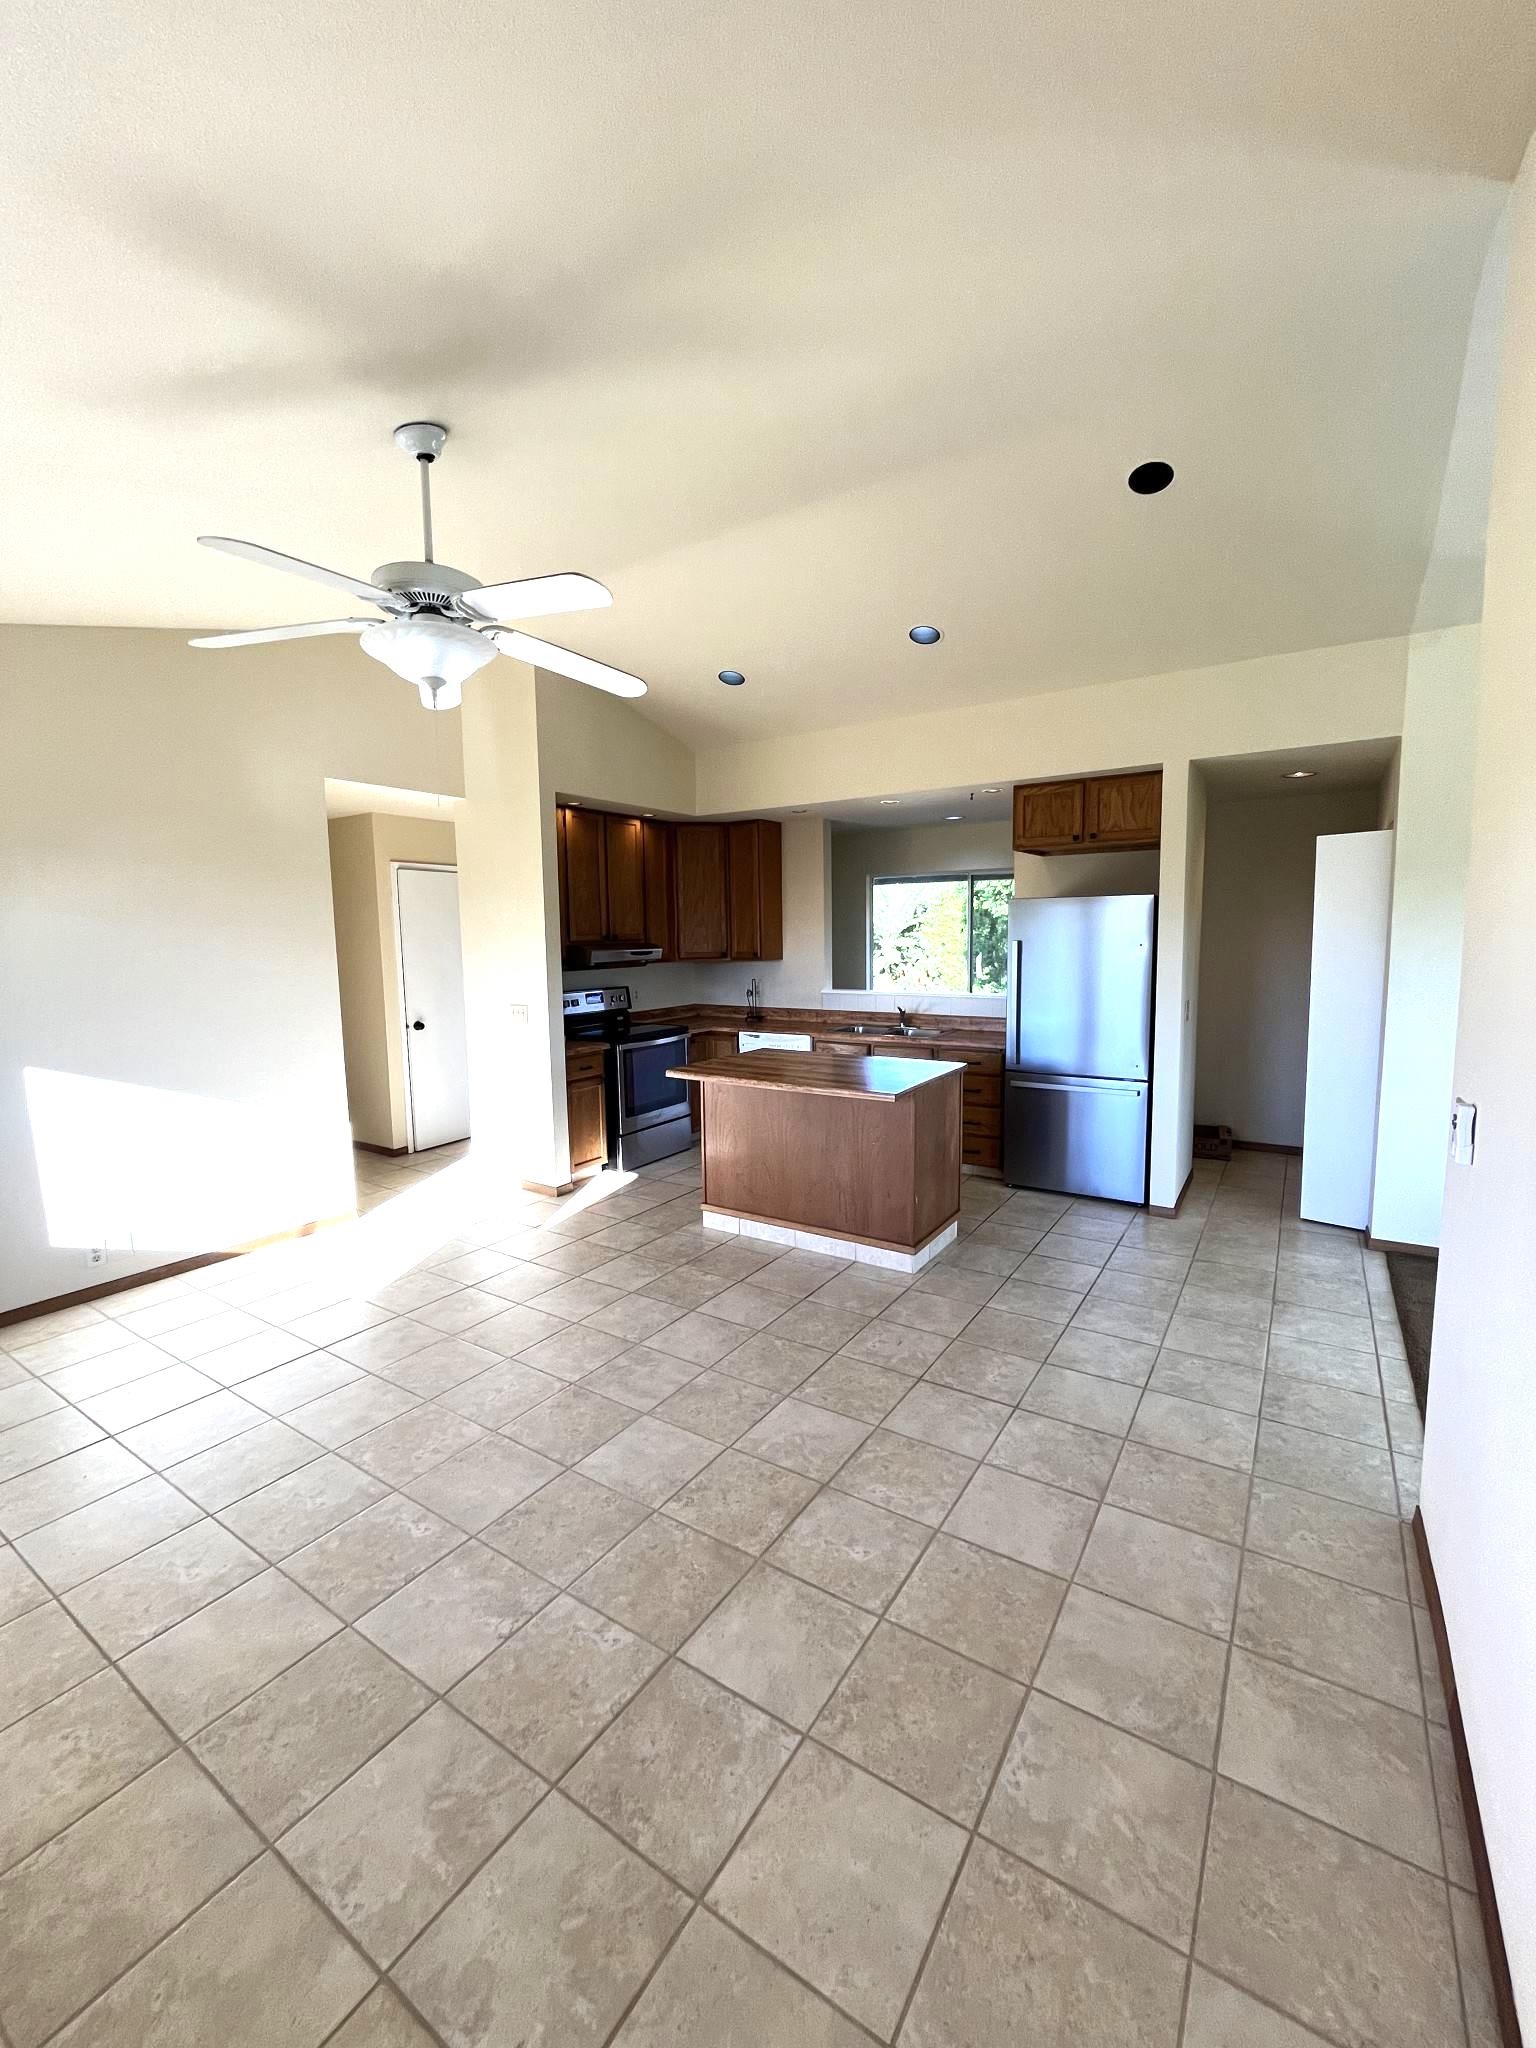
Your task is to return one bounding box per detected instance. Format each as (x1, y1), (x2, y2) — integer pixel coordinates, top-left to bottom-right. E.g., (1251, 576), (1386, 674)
(738, 1031), (814, 1053)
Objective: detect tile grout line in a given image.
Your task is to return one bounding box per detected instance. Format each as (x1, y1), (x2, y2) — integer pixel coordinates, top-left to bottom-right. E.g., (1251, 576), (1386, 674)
(1176, 1168), (1275, 2048)
(3, 1155), (1467, 2046)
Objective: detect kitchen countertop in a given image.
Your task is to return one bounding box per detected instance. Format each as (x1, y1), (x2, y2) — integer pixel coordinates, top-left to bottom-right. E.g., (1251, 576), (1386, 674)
(668, 1050), (967, 1100)
(633, 1002), (1004, 1056)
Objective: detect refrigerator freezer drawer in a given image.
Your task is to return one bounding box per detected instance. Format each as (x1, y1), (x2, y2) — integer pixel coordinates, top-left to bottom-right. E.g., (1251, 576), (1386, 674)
(1003, 1073), (1149, 1205)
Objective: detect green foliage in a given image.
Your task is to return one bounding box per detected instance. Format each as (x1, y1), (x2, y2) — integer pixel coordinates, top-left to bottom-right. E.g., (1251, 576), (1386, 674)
(970, 876), (1011, 993)
(870, 872), (1011, 994)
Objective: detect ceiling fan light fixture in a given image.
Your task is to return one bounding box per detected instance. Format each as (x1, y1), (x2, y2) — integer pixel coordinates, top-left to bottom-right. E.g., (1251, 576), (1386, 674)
(358, 615), (497, 700)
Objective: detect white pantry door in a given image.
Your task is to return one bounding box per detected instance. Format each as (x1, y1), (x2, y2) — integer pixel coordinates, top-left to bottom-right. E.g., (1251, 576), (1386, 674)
(1300, 830), (1393, 1229)
(396, 865), (471, 1151)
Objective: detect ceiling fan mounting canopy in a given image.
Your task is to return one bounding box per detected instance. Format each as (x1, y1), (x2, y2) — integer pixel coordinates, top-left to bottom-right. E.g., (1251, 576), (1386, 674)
(189, 422), (646, 704)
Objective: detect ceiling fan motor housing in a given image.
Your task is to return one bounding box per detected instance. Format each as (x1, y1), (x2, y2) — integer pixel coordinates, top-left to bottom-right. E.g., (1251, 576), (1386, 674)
(371, 560), (486, 614)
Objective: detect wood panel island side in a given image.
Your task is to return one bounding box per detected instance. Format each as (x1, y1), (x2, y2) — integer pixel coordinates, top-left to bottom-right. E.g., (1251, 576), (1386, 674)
(666, 1050), (966, 1272)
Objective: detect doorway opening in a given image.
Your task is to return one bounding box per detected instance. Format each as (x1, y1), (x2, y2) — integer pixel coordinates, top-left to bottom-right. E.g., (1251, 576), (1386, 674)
(1192, 740), (1396, 1184)
(325, 788), (469, 1160)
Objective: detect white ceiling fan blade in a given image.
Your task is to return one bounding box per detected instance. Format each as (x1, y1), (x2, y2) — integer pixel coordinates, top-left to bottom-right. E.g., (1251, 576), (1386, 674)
(198, 537), (405, 611)
(491, 628), (647, 698)
(460, 572), (613, 622)
(189, 619), (376, 648)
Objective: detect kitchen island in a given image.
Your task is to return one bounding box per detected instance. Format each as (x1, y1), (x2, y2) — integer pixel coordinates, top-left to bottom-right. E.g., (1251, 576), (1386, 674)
(667, 1049), (966, 1271)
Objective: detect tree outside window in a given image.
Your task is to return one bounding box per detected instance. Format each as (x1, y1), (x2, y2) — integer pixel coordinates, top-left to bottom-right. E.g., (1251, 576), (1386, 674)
(870, 873), (1011, 994)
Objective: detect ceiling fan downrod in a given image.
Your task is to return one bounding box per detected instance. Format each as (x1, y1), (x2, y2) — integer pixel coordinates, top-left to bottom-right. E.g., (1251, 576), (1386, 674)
(393, 421), (448, 565)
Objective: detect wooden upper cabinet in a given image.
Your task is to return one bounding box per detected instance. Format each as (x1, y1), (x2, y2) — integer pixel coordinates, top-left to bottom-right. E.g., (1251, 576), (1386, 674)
(603, 814), (647, 944)
(1013, 771), (1161, 854)
(641, 820), (675, 957)
(675, 824), (730, 959)
(558, 807), (782, 960)
(728, 820), (783, 961)
(1013, 780), (1085, 851)
(1086, 771), (1162, 847)
(560, 806), (608, 944)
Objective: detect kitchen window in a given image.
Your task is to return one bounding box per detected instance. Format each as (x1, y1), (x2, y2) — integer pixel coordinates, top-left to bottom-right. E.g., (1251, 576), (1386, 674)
(869, 872), (1011, 995)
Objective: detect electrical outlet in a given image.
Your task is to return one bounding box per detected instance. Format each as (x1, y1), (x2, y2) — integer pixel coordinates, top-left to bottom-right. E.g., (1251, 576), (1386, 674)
(85, 1245), (108, 1270)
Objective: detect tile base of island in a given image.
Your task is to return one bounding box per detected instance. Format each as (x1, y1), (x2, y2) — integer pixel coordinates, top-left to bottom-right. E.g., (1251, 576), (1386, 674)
(668, 1049), (966, 1275)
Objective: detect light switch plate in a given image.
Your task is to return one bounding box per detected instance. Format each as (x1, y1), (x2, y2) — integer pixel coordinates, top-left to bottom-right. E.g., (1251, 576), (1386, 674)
(1450, 1097), (1476, 1166)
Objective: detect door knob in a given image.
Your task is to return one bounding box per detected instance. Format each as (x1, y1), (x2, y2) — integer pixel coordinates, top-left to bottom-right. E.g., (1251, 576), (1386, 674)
(411, 1019), (426, 1031)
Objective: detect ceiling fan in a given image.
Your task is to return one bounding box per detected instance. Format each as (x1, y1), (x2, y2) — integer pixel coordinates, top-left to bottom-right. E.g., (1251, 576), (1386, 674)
(190, 422), (644, 709)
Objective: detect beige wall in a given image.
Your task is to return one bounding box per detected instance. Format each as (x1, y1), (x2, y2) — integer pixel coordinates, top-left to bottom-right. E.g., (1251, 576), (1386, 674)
(1, 626), (463, 1314)
(1370, 625), (1480, 1247)
(695, 634), (1408, 1207)
(830, 819), (1014, 988)
(1013, 847), (1162, 898)
(1423, 136), (1536, 2030)
(1194, 787), (1382, 1148)
(327, 813), (457, 1151)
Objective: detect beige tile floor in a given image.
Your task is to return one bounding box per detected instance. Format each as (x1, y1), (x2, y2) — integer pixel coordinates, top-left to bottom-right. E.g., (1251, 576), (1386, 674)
(0, 1141), (1499, 2047)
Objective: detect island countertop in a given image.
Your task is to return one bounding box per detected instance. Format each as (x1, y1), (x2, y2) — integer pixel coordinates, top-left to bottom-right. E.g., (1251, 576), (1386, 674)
(667, 1050), (968, 1101)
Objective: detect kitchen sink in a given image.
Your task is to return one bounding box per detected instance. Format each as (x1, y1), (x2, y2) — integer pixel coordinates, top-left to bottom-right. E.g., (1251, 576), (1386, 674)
(832, 1023), (939, 1040)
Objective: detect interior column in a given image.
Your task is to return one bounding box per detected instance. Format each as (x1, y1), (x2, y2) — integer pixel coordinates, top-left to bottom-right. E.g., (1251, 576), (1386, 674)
(455, 657), (571, 1191)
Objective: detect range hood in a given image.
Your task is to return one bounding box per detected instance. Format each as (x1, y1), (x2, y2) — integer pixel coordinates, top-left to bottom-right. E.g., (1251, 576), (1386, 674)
(565, 944), (664, 967)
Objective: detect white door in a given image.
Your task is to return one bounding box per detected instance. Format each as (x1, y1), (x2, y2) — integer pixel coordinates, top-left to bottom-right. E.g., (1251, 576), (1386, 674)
(397, 865), (471, 1151)
(1300, 830), (1393, 1228)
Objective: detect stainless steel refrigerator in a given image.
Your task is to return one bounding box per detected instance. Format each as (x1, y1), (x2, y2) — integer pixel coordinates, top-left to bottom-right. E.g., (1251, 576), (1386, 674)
(1003, 894), (1156, 1204)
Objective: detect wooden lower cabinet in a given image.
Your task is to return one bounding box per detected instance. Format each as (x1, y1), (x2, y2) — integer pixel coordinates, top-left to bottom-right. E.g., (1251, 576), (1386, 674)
(956, 1051), (1003, 1170)
(686, 1030), (738, 1129)
(566, 1045), (608, 1176)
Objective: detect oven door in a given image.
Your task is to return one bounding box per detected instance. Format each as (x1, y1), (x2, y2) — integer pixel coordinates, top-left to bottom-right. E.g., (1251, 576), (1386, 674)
(616, 1033), (692, 1133)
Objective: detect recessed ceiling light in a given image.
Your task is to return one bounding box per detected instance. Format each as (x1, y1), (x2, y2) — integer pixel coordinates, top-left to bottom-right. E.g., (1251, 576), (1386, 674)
(980, 786), (1000, 795)
(1127, 461), (1175, 495)
(908, 625), (942, 645)
(944, 814), (962, 821)
(878, 798), (901, 806)
(718, 669), (746, 686)
(1282, 769), (1317, 780)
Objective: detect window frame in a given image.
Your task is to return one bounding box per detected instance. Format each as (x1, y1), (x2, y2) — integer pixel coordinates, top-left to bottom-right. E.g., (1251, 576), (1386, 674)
(867, 868), (1013, 996)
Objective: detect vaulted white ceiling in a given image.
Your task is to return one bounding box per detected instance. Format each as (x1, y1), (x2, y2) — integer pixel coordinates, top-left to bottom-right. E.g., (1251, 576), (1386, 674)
(4, 0), (1532, 744)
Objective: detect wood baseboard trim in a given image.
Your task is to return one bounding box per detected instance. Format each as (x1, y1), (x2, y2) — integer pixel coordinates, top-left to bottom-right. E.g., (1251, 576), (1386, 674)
(521, 1179), (576, 1199)
(1412, 1509), (1524, 2048)
(0, 1212), (354, 1330)
(1149, 1164), (1194, 1218)
(1232, 1138), (1302, 1155)
(354, 1140), (409, 1158)
(1368, 1233), (1439, 1259)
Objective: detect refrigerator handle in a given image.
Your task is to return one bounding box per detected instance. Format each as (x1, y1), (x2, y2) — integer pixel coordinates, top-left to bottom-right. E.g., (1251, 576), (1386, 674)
(1007, 1076), (1144, 1095)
